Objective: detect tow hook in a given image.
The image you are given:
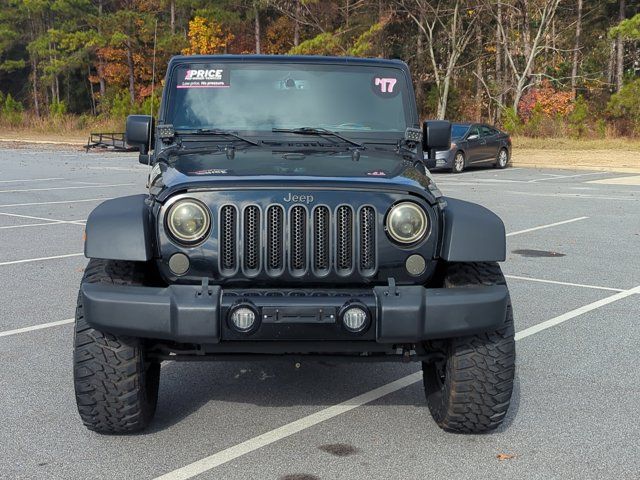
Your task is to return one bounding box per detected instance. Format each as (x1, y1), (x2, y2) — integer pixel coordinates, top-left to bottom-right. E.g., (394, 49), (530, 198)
(198, 277), (212, 297)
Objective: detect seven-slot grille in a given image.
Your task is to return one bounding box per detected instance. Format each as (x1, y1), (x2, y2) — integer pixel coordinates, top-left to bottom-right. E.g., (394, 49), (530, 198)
(219, 204), (376, 277)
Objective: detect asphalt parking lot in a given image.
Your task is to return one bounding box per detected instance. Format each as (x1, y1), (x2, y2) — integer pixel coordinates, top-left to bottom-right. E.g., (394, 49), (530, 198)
(0, 145), (639, 480)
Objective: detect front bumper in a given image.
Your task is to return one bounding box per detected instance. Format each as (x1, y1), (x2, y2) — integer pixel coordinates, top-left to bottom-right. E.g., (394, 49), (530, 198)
(424, 150), (454, 169)
(81, 281), (509, 345)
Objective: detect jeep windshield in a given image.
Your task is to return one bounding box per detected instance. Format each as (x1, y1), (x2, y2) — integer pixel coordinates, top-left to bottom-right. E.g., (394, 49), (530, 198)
(165, 62), (412, 140)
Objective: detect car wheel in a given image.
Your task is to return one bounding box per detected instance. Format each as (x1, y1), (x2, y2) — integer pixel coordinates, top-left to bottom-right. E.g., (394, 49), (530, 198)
(451, 152), (465, 173)
(73, 259), (160, 434)
(422, 262), (515, 433)
(495, 148), (509, 169)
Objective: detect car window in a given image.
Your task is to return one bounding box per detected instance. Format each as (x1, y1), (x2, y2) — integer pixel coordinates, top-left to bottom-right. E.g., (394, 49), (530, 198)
(480, 126), (494, 137)
(468, 126), (480, 138)
(166, 63), (411, 133)
(451, 124), (470, 139)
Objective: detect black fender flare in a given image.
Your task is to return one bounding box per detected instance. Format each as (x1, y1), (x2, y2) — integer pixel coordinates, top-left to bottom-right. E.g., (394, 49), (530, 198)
(440, 197), (506, 262)
(84, 195), (153, 261)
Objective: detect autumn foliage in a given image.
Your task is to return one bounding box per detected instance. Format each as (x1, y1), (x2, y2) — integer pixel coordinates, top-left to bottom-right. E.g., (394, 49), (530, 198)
(182, 17), (234, 55)
(0, 0), (637, 137)
(518, 81), (575, 123)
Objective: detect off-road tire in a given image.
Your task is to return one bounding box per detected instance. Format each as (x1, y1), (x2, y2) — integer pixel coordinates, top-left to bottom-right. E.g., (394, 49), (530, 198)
(73, 259), (160, 434)
(451, 151), (465, 173)
(423, 262), (515, 433)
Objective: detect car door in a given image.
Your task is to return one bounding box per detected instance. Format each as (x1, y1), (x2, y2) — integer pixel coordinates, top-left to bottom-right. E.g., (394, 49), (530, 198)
(465, 125), (482, 162)
(480, 125), (500, 162)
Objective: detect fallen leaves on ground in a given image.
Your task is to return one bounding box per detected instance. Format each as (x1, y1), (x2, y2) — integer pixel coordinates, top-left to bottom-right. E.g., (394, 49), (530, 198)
(496, 453), (516, 461)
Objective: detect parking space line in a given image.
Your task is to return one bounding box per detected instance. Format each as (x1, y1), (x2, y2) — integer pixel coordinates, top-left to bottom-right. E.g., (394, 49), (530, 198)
(0, 197), (112, 208)
(154, 373), (423, 480)
(151, 284), (640, 480)
(0, 221), (68, 230)
(527, 172), (610, 183)
(515, 285), (640, 340)
(0, 318), (74, 338)
(0, 252), (83, 266)
(0, 183), (135, 194)
(504, 274), (625, 292)
(454, 178), (528, 184)
(506, 216), (588, 236)
(503, 191), (637, 201)
(0, 177), (64, 184)
(0, 212), (85, 225)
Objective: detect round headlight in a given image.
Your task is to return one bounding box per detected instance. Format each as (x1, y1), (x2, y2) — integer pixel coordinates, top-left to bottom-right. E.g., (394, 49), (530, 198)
(386, 202), (428, 244)
(167, 199), (211, 244)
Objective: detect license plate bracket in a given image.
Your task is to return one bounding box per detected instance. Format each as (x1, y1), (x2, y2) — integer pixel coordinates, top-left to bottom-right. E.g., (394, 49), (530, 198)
(261, 307), (337, 324)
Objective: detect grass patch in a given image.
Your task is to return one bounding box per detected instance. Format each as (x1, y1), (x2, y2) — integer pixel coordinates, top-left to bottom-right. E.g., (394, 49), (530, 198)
(0, 114), (124, 144)
(512, 136), (640, 151)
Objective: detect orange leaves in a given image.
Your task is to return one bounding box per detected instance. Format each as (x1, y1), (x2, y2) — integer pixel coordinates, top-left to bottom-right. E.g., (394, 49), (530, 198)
(519, 80), (575, 123)
(265, 16), (294, 54)
(496, 453), (516, 461)
(97, 47), (129, 86)
(182, 16), (234, 55)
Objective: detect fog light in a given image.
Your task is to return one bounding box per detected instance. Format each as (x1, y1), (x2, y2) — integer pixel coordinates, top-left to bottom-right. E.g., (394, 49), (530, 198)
(341, 306), (369, 333)
(406, 254), (426, 276)
(229, 306), (257, 332)
(168, 253), (190, 275)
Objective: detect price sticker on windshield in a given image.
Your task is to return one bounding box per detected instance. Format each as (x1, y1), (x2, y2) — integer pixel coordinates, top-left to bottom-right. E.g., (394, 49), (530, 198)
(178, 67), (230, 88)
(371, 75), (399, 98)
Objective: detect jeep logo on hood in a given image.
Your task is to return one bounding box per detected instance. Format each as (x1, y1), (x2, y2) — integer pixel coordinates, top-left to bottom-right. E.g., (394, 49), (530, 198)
(283, 193), (314, 204)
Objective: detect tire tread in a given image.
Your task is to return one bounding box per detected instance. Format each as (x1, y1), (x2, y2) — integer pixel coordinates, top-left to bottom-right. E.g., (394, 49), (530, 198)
(73, 259), (159, 434)
(424, 262), (515, 433)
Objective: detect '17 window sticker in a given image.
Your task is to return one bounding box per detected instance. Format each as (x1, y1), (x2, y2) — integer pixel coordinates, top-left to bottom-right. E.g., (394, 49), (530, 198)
(178, 68), (230, 89)
(371, 75), (399, 98)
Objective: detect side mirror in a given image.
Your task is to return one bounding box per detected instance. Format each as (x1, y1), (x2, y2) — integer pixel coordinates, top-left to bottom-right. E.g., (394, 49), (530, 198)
(126, 114), (154, 150)
(422, 120), (451, 151)
(422, 120), (451, 165)
(467, 134), (479, 141)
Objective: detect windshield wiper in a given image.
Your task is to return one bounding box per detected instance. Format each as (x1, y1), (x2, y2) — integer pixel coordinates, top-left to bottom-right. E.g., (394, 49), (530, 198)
(272, 127), (364, 149)
(176, 128), (260, 146)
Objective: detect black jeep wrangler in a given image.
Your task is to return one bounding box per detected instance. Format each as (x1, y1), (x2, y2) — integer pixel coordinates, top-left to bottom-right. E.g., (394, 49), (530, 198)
(74, 55), (515, 434)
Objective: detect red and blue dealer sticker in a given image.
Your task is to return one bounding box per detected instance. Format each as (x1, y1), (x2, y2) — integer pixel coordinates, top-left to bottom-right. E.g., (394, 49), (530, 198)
(178, 68), (230, 89)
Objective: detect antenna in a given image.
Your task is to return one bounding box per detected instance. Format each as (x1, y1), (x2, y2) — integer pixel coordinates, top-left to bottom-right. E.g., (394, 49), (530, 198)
(147, 18), (158, 167)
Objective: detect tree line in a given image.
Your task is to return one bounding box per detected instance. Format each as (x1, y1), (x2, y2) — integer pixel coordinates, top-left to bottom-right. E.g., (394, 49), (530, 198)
(0, 0), (638, 136)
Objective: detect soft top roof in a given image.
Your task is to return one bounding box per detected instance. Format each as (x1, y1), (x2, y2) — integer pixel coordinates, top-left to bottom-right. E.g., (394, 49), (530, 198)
(168, 54), (409, 69)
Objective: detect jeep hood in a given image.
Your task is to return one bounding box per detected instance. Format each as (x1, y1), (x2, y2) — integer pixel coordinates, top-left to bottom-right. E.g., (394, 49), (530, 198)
(153, 148), (441, 202)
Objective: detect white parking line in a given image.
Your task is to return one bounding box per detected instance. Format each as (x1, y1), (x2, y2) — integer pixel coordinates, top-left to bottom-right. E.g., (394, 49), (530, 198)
(0, 183), (135, 194)
(504, 191), (637, 201)
(504, 274), (625, 292)
(515, 285), (640, 340)
(0, 197), (112, 208)
(0, 252), (83, 266)
(0, 221), (70, 230)
(456, 178), (528, 184)
(506, 216), (588, 236)
(0, 177), (64, 184)
(87, 166), (145, 172)
(152, 284), (640, 480)
(0, 212), (85, 225)
(0, 318), (74, 338)
(527, 172), (610, 183)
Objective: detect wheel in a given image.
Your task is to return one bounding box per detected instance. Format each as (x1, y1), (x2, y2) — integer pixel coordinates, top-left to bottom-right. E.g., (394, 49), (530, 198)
(73, 259), (160, 434)
(451, 151), (465, 173)
(422, 262), (515, 433)
(495, 148), (509, 169)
